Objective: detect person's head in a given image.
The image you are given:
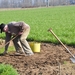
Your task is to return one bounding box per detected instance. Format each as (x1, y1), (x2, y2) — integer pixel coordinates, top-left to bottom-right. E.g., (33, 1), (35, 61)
(0, 23), (5, 33)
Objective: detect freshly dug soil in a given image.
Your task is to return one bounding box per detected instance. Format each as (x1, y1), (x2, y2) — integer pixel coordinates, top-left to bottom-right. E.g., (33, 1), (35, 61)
(0, 42), (75, 75)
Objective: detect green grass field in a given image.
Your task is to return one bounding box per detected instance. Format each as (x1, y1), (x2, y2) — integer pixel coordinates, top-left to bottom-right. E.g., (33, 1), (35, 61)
(0, 6), (75, 45)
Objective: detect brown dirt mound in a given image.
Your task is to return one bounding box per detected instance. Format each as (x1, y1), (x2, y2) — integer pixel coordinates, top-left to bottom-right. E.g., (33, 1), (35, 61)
(0, 42), (75, 75)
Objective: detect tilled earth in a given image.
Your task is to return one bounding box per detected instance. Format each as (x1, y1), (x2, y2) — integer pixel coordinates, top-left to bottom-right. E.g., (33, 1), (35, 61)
(0, 42), (75, 75)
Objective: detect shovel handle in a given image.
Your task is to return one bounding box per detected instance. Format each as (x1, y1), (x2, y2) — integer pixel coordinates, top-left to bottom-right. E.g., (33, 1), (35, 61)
(48, 28), (75, 58)
(48, 28), (66, 48)
(5, 35), (18, 46)
(0, 35), (18, 49)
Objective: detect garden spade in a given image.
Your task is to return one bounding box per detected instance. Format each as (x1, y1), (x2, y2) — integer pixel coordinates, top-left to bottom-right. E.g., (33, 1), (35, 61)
(0, 35), (25, 56)
(48, 28), (75, 63)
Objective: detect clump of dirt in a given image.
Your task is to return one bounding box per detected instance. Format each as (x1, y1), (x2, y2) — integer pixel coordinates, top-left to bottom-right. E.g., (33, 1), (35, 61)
(0, 42), (75, 75)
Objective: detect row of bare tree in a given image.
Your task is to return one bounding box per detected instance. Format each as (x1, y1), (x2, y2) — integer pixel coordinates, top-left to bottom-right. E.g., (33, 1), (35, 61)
(0, 0), (75, 8)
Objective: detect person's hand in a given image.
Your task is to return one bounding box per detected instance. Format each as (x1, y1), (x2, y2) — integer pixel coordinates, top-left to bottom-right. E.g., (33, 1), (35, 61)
(18, 32), (23, 35)
(12, 33), (16, 36)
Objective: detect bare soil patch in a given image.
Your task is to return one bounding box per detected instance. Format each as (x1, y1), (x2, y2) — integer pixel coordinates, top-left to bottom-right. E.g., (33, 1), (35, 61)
(0, 42), (75, 75)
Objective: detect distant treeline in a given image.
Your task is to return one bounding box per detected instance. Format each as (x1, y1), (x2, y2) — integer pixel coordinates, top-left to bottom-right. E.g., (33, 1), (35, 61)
(0, 0), (75, 8)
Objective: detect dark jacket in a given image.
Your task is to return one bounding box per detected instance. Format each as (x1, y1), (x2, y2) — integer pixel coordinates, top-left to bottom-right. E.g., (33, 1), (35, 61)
(5, 21), (30, 51)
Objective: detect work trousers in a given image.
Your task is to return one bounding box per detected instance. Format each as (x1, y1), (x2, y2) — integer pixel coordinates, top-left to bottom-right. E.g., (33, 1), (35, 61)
(13, 26), (33, 55)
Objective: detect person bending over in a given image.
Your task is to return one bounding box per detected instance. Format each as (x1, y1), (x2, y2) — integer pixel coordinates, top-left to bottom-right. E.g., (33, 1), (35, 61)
(0, 21), (34, 56)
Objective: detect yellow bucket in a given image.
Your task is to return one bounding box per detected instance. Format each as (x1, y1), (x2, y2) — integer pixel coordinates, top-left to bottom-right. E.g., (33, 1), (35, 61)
(33, 42), (40, 52)
(29, 42), (40, 52)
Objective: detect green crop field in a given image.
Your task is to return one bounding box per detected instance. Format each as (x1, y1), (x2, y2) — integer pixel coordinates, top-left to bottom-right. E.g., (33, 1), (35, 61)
(0, 6), (75, 45)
